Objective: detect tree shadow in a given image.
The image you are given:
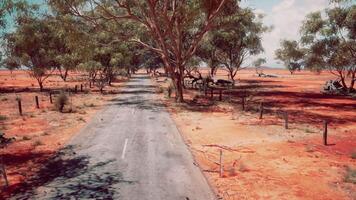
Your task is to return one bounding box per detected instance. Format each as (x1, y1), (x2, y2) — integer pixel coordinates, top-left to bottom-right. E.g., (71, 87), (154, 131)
(110, 97), (165, 112)
(6, 145), (134, 199)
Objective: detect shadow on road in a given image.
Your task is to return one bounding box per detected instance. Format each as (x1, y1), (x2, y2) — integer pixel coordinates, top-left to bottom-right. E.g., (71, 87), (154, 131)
(8, 146), (134, 200)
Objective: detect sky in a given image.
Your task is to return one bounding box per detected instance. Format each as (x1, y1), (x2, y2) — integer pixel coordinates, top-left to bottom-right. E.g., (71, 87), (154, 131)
(3, 0), (355, 68)
(240, 0), (341, 68)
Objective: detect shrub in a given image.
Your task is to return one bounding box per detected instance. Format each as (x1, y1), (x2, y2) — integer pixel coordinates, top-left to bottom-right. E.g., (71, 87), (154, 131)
(0, 115), (7, 121)
(55, 91), (68, 112)
(22, 135), (32, 141)
(351, 152), (356, 159)
(33, 140), (43, 147)
(344, 166), (356, 184)
(156, 87), (164, 94)
(0, 132), (15, 148)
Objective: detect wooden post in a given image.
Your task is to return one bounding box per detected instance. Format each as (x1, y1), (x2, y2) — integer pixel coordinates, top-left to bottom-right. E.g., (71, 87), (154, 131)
(210, 88), (214, 98)
(17, 99), (22, 116)
(89, 81), (92, 88)
(219, 89), (222, 101)
(284, 112), (288, 129)
(259, 102), (264, 119)
(49, 92), (53, 104)
(35, 96), (39, 109)
(219, 149), (223, 178)
(80, 84), (83, 92)
(241, 97), (245, 111)
(323, 120), (328, 145)
(74, 85), (78, 93)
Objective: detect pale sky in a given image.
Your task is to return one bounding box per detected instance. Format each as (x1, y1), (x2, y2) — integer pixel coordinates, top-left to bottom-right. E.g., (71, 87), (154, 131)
(241, 0), (344, 68)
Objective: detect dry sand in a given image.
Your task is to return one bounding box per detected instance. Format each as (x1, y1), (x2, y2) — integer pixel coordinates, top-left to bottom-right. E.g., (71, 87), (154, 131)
(155, 68), (356, 200)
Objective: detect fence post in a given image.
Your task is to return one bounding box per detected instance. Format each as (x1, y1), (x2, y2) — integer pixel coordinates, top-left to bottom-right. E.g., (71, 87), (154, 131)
(259, 102), (264, 119)
(35, 96), (39, 109)
(74, 85), (78, 93)
(219, 149), (223, 178)
(89, 81), (92, 88)
(219, 89), (222, 101)
(323, 120), (328, 145)
(80, 84), (83, 92)
(284, 112), (288, 129)
(17, 99), (22, 116)
(49, 92), (53, 104)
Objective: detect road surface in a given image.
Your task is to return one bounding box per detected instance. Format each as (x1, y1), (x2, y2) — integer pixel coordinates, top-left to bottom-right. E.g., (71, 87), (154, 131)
(11, 74), (216, 200)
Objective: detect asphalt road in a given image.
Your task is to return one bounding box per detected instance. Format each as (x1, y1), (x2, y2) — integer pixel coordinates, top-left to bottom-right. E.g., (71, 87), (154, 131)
(11, 74), (215, 200)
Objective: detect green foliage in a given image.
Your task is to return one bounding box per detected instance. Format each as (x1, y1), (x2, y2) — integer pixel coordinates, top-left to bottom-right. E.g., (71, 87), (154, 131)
(55, 91), (68, 112)
(275, 40), (305, 74)
(300, 5), (356, 92)
(198, 7), (268, 82)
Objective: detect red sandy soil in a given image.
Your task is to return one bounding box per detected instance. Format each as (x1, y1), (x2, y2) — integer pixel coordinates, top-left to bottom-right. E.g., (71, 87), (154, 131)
(155, 68), (356, 200)
(0, 70), (126, 196)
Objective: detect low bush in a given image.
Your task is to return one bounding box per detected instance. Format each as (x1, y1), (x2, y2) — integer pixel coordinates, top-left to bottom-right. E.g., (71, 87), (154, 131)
(344, 166), (356, 184)
(55, 91), (68, 112)
(0, 115), (7, 121)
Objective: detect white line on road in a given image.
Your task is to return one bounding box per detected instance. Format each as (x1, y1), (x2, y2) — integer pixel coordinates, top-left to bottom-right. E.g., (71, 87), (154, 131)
(121, 138), (128, 159)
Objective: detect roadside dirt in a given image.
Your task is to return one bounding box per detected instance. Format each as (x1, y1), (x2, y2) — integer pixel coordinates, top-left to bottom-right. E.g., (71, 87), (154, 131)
(0, 70), (127, 196)
(154, 69), (356, 200)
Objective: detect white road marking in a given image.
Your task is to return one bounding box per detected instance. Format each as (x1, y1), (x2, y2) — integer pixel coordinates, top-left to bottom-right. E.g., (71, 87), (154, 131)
(121, 138), (128, 159)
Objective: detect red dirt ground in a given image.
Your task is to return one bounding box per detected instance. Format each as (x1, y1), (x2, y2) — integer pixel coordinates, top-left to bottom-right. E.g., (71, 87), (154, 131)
(0, 70), (126, 196)
(155, 68), (356, 200)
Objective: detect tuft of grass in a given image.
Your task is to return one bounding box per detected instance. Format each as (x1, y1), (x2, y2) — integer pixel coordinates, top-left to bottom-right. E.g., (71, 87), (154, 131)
(304, 128), (314, 133)
(1, 97), (8, 101)
(32, 140), (44, 147)
(41, 132), (50, 136)
(84, 103), (95, 107)
(22, 135), (32, 141)
(351, 152), (356, 160)
(156, 87), (164, 94)
(79, 110), (87, 115)
(0, 115), (7, 121)
(344, 166), (356, 184)
(78, 117), (85, 122)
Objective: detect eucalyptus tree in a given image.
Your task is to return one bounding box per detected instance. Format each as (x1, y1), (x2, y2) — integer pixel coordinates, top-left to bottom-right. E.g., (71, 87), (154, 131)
(275, 40), (305, 74)
(4, 16), (60, 91)
(211, 7), (267, 84)
(196, 37), (219, 77)
(300, 5), (355, 92)
(48, 0), (238, 102)
(253, 57), (266, 75)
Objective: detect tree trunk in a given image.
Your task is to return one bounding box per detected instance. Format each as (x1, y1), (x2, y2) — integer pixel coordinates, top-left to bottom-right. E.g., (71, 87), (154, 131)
(210, 66), (216, 77)
(61, 69), (69, 81)
(38, 80), (44, 92)
(175, 77), (184, 102)
(173, 69), (184, 102)
(340, 76), (347, 89)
